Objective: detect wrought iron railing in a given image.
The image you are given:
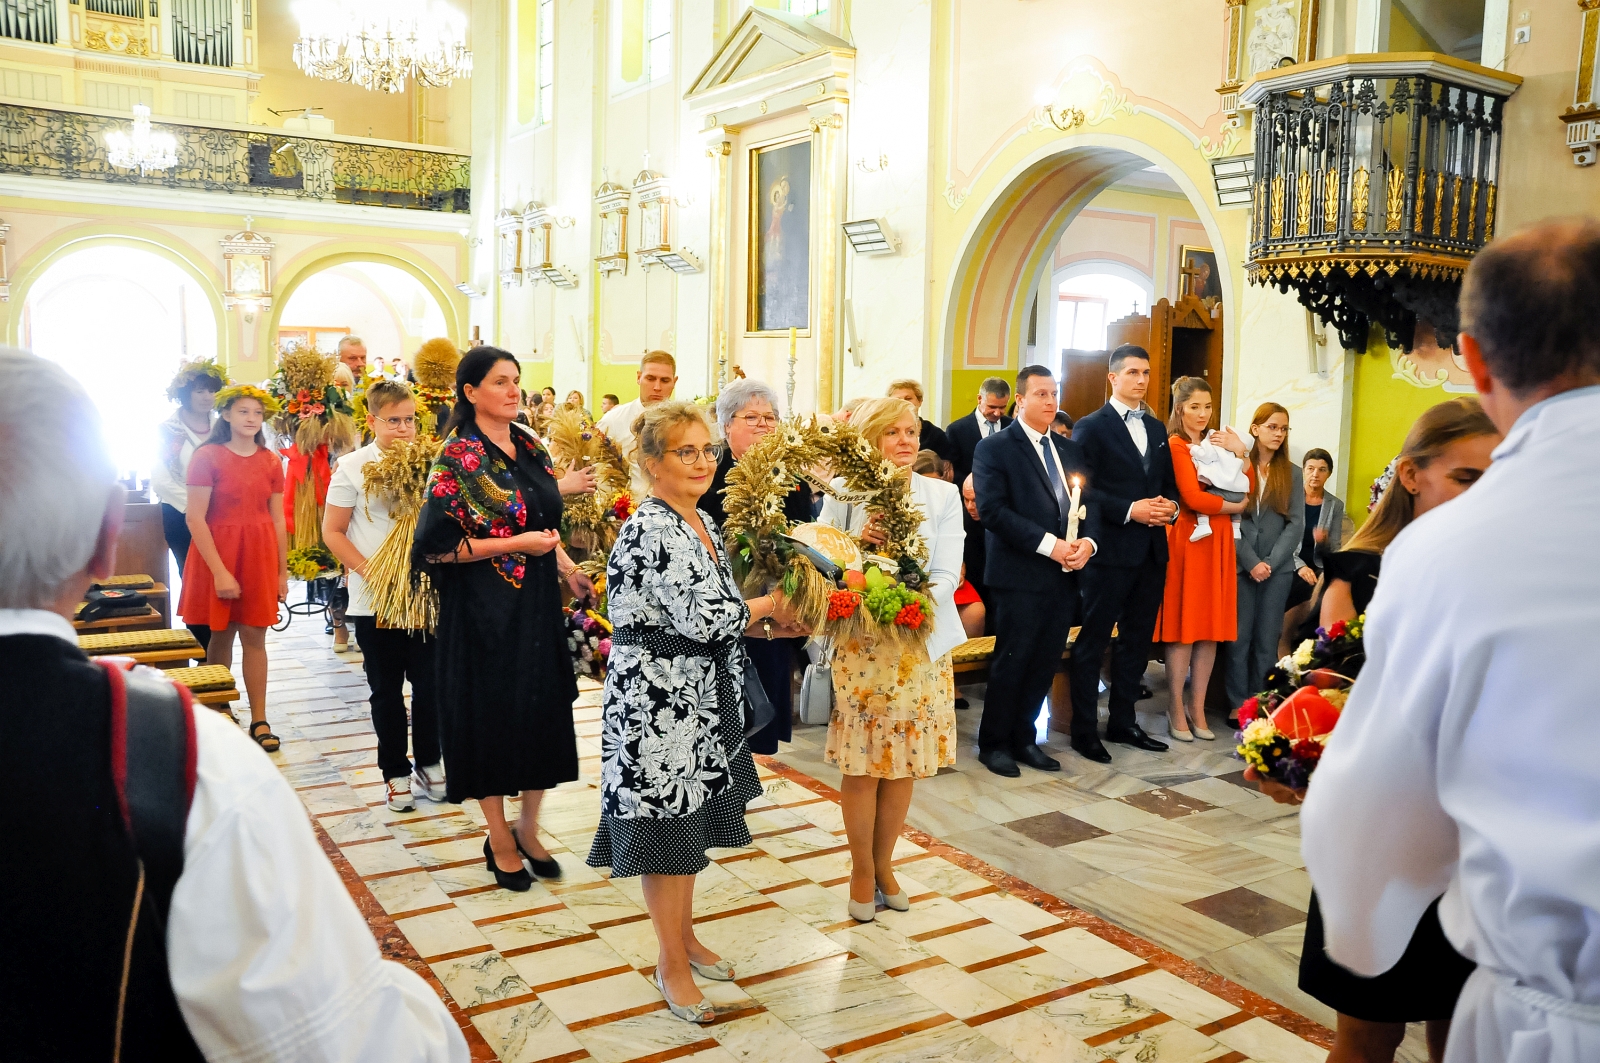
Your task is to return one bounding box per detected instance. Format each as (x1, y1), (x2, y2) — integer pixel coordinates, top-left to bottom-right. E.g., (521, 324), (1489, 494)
(1, 0), (56, 43)
(0, 102), (471, 213)
(1241, 55), (1521, 349)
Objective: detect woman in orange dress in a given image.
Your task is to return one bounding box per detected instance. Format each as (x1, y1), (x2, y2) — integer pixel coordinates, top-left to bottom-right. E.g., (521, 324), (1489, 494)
(1155, 377), (1249, 741)
(179, 385), (289, 750)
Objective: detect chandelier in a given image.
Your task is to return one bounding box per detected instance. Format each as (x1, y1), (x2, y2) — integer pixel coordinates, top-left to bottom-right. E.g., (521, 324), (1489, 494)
(293, 1), (473, 94)
(105, 105), (178, 176)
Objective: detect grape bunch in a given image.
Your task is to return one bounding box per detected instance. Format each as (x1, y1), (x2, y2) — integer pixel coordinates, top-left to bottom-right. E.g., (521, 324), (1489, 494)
(864, 584), (922, 625)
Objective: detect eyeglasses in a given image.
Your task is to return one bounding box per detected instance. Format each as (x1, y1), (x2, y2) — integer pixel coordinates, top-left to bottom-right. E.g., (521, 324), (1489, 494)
(669, 444), (723, 465)
(736, 413), (778, 428)
(377, 416), (417, 428)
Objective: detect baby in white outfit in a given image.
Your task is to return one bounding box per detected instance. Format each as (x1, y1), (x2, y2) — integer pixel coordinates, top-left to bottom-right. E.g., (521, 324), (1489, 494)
(1187, 431), (1249, 541)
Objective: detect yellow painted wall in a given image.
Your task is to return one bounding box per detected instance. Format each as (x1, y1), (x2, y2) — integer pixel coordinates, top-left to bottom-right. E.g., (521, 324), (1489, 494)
(1346, 332), (1463, 523)
(1386, 2), (1437, 52)
(252, 1), (413, 140)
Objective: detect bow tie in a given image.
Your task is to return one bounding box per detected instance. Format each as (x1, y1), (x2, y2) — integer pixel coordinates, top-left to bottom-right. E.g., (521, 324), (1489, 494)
(1124, 409), (1140, 423)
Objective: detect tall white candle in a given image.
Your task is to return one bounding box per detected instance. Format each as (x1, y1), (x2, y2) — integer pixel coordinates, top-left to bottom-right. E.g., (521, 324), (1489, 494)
(1065, 476), (1084, 541)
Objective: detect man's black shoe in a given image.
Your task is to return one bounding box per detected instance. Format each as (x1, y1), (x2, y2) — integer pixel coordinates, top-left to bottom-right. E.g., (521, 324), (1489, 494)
(1014, 744), (1061, 772)
(978, 749), (1021, 777)
(1138, 684), (1154, 701)
(955, 697), (970, 710)
(1105, 724), (1169, 752)
(1069, 738), (1113, 764)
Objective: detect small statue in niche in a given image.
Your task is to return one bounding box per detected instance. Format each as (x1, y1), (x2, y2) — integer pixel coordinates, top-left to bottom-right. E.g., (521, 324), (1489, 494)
(1248, 0), (1299, 75)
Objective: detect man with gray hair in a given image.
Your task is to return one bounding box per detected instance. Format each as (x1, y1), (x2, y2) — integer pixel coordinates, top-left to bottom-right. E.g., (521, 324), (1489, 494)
(947, 376), (1013, 485)
(0, 348), (466, 1061)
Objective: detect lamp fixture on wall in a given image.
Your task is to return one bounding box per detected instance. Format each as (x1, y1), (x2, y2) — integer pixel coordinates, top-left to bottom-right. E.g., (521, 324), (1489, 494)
(633, 164), (701, 273)
(594, 178), (630, 276)
(1560, 1), (1600, 165)
(105, 104), (178, 175)
(455, 282), (484, 298)
(292, 0), (473, 93)
(221, 219), (274, 321)
(1210, 153), (1255, 206)
(842, 218), (896, 255)
(855, 153), (889, 173)
(524, 203), (580, 288)
(495, 209), (524, 286)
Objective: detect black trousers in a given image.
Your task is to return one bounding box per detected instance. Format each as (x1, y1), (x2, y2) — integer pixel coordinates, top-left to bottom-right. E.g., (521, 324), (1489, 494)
(979, 587), (1078, 754)
(1068, 557), (1166, 739)
(352, 617), (440, 780)
(160, 503), (211, 652)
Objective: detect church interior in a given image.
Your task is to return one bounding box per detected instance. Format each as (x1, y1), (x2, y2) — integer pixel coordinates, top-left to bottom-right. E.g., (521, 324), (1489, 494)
(3, 0), (1595, 1059)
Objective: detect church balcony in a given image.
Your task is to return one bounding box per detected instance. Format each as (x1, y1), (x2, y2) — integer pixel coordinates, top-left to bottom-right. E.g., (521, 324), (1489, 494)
(1239, 54), (1521, 350)
(0, 100), (471, 213)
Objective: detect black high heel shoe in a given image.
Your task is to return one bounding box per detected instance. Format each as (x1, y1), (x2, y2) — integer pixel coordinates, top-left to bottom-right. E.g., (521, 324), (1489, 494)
(511, 828), (563, 879)
(483, 837), (533, 892)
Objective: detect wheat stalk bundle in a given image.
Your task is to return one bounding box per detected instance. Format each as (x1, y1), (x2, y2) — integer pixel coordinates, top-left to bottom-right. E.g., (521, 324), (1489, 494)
(360, 438), (443, 632)
(721, 424), (832, 631)
(543, 409), (634, 558)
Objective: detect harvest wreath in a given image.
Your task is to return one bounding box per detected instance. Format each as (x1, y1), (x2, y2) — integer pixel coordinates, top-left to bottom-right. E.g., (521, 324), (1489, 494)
(542, 408), (635, 562)
(722, 417), (936, 650)
(359, 438), (444, 632)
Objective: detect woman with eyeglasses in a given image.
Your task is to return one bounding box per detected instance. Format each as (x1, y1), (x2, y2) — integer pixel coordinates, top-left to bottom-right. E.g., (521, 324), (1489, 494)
(413, 348), (598, 893)
(698, 377), (814, 753)
(587, 401), (791, 1024)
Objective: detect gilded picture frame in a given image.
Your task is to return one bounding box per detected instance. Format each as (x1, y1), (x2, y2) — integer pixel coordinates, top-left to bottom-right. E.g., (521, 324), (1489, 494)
(746, 132), (813, 336)
(1178, 244), (1221, 308)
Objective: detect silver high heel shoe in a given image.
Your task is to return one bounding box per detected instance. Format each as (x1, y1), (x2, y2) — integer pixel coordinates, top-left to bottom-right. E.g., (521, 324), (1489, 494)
(689, 958), (736, 981)
(848, 895), (877, 922)
(876, 887), (910, 912)
(654, 969), (715, 1024)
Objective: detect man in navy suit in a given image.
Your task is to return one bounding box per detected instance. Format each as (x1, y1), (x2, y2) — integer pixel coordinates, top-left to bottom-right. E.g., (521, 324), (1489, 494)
(947, 377), (1013, 486)
(1067, 345), (1178, 763)
(972, 366), (1100, 777)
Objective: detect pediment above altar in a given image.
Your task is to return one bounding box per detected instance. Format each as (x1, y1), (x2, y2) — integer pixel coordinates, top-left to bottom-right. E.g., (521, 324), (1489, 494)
(686, 9), (853, 116)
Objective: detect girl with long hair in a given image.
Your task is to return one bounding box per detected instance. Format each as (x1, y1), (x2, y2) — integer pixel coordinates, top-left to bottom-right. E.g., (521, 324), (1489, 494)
(178, 385), (289, 749)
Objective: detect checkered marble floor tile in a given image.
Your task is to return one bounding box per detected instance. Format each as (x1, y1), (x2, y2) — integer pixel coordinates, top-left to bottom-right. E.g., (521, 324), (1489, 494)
(238, 622), (1335, 1063)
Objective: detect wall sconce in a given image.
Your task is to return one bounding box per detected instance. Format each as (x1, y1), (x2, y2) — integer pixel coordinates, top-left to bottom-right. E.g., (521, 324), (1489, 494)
(537, 265), (580, 289)
(1210, 153), (1255, 206)
(524, 203), (581, 288)
(1560, 1), (1600, 166)
(455, 282), (485, 298)
(594, 179), (630, 276)
(495, 208), (524, 286)
(0, 219), (10, 302)
(843, 218), (896, 255)
(633, 166), (701, 273)
(221, 219), (274, 321)
(651, 250), (703, 274)
(1040, 104), (1086, 131)
(855, 153), (888, 173)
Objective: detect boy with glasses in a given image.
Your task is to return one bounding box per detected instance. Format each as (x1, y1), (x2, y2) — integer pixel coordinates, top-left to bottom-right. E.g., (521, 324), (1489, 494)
(323, 380), (445, 811)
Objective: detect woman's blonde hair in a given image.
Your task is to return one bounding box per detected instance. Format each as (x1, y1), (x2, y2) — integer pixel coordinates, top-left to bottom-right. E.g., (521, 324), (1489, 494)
(1248, 402), (1293, 516)
(1165, 376), (1212, 441)
(1345, 396), (1498, 555)
(631, 400), (711, 486)
(851, 396), (918, 451)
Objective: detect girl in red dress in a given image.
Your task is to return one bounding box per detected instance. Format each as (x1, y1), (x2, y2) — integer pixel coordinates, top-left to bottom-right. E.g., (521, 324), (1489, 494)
(1154, 377), (1249, 741)
(179, 385), (289, 750)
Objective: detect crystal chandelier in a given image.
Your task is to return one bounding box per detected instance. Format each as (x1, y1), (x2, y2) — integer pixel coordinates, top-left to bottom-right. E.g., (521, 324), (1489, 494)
(293, 0), (473, 94)
(105, 105), (178, 176)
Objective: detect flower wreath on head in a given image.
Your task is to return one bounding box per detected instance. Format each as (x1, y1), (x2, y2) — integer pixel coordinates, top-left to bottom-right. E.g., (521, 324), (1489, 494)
(722, 416), (936, 650)
(213, 383), (283, 418)
(166, 358), (230, 403)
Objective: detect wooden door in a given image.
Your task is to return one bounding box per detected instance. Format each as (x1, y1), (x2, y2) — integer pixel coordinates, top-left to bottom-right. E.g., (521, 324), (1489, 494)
(1060, 348), (1109, 422)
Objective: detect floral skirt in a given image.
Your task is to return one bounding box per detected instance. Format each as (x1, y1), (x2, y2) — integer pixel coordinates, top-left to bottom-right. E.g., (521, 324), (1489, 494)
(825, 638), (956, 780)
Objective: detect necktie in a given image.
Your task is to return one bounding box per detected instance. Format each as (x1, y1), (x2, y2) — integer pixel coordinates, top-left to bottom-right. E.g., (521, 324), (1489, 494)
(1040, 435), (1070, 536)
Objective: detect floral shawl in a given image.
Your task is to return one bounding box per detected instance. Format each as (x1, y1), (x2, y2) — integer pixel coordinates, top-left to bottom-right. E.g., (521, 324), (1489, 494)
(424, 422), (557, 587)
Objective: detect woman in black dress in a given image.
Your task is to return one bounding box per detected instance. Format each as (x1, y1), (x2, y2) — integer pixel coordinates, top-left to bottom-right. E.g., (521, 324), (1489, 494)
(414, 347), (597, 893)
(1254, 398), (1500, 1063)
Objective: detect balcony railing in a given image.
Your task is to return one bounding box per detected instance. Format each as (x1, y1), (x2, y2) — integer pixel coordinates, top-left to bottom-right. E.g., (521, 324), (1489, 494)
(1240, 54), (1521, 350)
(0, 101), (470, 213)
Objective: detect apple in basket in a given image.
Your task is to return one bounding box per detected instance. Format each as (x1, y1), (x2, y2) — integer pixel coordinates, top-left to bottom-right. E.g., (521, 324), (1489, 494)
(1269, 686), (1342, 741)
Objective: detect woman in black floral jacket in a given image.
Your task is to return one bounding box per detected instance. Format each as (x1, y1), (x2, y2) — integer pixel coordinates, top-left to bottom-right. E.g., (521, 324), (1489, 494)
(586, 400), (789, 1024)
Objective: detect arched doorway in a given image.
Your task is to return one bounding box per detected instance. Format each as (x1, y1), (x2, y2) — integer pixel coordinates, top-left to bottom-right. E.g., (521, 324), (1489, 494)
(942, 140), (1232, 424)
(276, 261), (449, 368)
(23, 244), (220, 479)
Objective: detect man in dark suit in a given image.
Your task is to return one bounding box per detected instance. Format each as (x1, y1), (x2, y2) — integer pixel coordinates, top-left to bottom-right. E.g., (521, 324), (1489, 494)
(1067, 345), (1179, 763)
(887, 379), (953, 464)
(947, 377), (1013, 485)
(972, 366), (1100, 777)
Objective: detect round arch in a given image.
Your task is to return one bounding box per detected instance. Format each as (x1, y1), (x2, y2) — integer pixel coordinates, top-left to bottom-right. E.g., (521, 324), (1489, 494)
(4, 226), (228, 355)
(265, 247), (465, 359)
(939, 133), (1236, 417)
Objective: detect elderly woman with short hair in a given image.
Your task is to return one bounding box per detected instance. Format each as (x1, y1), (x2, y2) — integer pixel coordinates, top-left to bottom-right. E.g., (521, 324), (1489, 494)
(696, 377), (814, 754)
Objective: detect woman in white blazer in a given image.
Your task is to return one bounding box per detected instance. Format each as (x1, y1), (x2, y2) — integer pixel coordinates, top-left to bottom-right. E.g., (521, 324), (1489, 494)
(819, 397), (963, 924)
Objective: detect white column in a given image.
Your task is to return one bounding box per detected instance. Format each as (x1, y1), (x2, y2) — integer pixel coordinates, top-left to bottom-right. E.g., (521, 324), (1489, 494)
(1352, 0), (1390, 53)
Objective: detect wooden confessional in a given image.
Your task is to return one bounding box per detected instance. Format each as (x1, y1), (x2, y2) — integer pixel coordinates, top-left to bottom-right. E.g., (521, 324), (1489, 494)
(1103, 288), (1224, 424)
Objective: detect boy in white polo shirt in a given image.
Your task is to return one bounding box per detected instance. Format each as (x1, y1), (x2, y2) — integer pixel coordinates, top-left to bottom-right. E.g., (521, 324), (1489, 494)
(323, 380), (444, 811)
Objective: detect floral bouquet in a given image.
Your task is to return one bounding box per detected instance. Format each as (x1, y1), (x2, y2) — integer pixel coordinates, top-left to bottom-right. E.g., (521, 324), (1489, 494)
(287, 544), (339, 582)
(544, 408), (634, 562)
(266, 346), (357, 551)
(1236, 616), (1365, 790)
(564, 607), (612, 680)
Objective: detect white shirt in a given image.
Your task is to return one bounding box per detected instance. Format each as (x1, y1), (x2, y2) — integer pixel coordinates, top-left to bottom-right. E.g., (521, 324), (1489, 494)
(325, 443), (392, 617)
(976, 410), (1003, 438)
(0, 609), (469, 1063)
(1016, 418), (1096, 560)
(598, 397), (647, 497)
(1301, 385), (1600, 1063)
(150, 411), (213, 513)
(1108, 396), (1148, 457)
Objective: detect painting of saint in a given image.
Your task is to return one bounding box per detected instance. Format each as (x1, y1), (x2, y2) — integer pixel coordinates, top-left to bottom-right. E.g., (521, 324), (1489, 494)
(750, 137), (811, 333)
(1180, 245), (1222, 309)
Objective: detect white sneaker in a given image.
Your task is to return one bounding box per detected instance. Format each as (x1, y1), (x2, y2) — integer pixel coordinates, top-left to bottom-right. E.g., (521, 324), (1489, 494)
(413, 762), (447, 802)
(385, 777), (415, 812)
(1189, 515), (1213, 542)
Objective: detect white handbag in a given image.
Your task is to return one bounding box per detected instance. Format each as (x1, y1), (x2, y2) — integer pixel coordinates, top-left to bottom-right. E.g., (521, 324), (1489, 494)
(797, 639), (835, 726)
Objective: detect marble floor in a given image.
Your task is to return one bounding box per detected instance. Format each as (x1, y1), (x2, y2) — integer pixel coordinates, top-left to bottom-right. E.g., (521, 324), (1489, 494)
(240, 619), (1345, 1063)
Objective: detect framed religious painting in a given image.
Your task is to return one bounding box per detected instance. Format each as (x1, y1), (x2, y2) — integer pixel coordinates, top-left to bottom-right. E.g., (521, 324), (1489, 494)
(747, 133), (812, 335)
(1178, 244), (1222, 309)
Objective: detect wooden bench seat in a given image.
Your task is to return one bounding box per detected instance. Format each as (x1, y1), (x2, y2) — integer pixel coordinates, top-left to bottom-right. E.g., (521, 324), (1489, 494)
(78, 628), (204, 668)
(163, 665), (240, 707)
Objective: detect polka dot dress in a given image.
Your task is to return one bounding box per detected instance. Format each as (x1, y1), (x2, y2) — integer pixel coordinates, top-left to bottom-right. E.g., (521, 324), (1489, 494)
(587, 677), (764, 879)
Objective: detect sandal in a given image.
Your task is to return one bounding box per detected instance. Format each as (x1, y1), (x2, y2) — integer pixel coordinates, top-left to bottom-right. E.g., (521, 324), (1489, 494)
(248, 720), (281, 752)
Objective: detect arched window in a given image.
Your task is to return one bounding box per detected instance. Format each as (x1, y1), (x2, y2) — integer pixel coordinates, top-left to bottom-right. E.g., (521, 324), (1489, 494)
(1055, 269), (1151, 354)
